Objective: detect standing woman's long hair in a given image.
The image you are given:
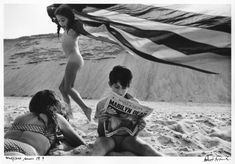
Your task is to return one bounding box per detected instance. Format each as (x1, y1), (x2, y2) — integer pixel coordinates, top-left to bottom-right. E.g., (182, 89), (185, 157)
(54, 4), (77, 37)
(29, 90), (63, 131)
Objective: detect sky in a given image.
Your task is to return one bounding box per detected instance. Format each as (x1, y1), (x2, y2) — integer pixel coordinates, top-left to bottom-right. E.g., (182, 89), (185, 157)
(4, 3), (56, 39)
(2, 0), (233, 39)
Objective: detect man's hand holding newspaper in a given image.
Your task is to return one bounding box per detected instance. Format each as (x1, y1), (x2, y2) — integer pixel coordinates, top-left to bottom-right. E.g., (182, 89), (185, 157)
(98, 110), (110, 123)
(103, 92), (153, 137)
(137, 119), (146, 131)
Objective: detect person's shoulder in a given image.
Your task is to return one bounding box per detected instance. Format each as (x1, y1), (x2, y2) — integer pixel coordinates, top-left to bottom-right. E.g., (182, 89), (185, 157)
(67, 28), (78, 38)
(94, 97), (108, 120)
(96, 97), (108, 109)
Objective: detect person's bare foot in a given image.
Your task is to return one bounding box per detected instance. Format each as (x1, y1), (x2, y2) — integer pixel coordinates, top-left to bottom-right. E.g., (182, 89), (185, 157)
(83, 107), (92, 121)
(52, 144), (91, 156)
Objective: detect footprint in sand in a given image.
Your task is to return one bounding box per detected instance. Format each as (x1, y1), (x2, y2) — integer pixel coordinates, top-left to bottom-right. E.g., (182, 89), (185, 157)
(172, 114), (183, 119)
(209, 128), (231, 142)
(196, 119), (215, 127)
(202, 138), (220, 149)
(168, 123), (185, 134)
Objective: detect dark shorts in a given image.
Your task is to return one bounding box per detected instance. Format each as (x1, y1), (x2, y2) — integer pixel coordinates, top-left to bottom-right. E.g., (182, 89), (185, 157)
(111, 135), (129, 152)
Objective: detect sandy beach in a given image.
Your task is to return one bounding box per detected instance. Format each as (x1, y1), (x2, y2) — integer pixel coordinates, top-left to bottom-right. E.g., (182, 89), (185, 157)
(2, 4), (233, 164)
(3, 28), (231, 158)
(4, 97), (231, 157)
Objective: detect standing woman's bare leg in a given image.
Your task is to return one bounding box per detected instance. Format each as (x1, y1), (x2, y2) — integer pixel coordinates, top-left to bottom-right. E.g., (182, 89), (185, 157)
(63, 61), (91, 120)
(59, 78), (72, 115)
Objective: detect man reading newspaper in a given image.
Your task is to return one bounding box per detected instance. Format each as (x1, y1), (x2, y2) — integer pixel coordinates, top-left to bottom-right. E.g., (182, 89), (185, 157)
(90, 65), (163, 156)
(104, 92), (153, 137)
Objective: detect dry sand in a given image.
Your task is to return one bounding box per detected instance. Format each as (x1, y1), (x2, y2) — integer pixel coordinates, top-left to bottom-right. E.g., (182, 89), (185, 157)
(4, 97), (231, 157)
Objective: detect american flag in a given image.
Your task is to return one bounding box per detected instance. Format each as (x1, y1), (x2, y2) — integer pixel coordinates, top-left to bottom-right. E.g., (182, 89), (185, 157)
(47, 4), (231, 74)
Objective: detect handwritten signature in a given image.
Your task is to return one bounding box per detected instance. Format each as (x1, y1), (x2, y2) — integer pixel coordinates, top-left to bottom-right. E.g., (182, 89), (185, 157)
(204, 154), (230, 162)
(5, 156), (44, 162)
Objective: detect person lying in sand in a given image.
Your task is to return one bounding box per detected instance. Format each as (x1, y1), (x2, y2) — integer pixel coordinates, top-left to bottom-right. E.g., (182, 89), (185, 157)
(4, 89), (85, 156)
(89, 65), (164, 156)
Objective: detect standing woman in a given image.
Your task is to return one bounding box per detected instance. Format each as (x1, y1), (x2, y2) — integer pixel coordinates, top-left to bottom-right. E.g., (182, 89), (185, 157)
(53, 4), (95, 120)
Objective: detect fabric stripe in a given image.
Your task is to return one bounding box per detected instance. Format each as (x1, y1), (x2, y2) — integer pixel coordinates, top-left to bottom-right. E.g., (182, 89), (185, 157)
(11, 123), (46, 135)
(47, 4), (231, 74)
(106, 25), (218, 74)
(151, 4), (231, 17)
(110, 24), (230, 56)
(86, 9), (230, 48)
(111, 26), (186, 59)
(4, 139), (38, 155)
(86, 4), (231, 33)
(75, 11), (230, 56)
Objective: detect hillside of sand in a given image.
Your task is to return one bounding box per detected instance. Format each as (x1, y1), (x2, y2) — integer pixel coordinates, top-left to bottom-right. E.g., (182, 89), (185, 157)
(4, 33), (231, 103)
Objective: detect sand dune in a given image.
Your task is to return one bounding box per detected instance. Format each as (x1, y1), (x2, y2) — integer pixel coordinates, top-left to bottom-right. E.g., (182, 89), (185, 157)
(4, 34), (231, 103)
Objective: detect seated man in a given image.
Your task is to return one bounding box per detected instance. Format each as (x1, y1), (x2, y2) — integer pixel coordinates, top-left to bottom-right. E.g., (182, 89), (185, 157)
(89, 65), (163, 156)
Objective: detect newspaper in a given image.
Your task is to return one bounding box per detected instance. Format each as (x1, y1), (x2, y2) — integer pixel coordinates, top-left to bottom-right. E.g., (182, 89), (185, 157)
(103, 92), (153, 137)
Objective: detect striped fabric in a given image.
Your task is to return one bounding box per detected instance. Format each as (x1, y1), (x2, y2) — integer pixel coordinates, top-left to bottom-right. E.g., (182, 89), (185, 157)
(11, 123), (46, 135)
(4, 139), (38, 155)
(47, 4), (231, 74)
(10, 123), (57, 145)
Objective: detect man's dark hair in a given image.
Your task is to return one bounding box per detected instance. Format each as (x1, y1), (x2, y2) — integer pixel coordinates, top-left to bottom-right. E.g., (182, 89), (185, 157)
(109, 65), (132, 88)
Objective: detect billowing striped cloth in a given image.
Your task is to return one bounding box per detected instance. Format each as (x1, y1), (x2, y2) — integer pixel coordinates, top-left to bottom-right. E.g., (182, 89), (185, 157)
(4, 139), (38, 156)
(47, 4), (231, 74)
